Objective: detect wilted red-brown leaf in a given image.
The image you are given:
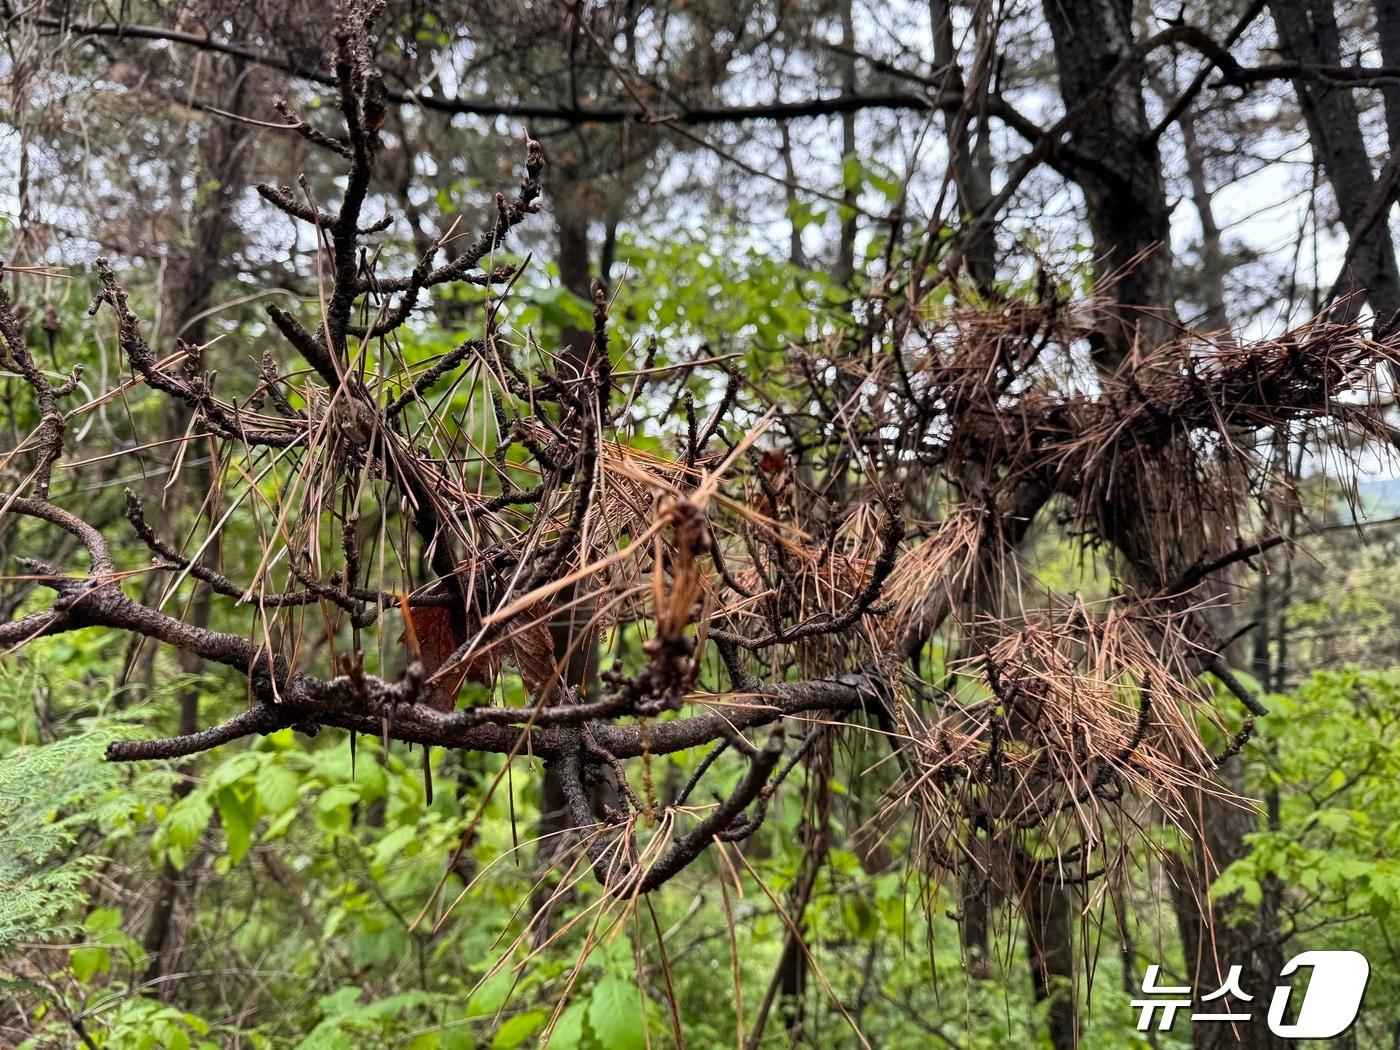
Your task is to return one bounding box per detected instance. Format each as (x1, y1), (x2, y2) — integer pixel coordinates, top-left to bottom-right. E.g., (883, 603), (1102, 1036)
(403, 592), (558, 709)
(505, 606), (559, 700)
(403, 592), (498, 711)
(753, 448), (793, 518)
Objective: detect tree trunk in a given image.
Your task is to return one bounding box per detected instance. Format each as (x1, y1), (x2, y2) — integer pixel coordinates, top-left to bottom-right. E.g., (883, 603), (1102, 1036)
(1166, 756), (1287, 1050)
(745, 736), (834, 1049)
(1270, 0), (1400, 325)
(1041, 0), (1177, 368)
(1375, 0), (1400, 154)
(1177, 102), (1232, 333)
(931, 0), (996, 290)
(1040, 5), (1289, 1046)
(779, 122), (808, 269)
(1021, 873), (1077, 1050)
(140, 60), (252, 987)
(833, 0), (858, 291)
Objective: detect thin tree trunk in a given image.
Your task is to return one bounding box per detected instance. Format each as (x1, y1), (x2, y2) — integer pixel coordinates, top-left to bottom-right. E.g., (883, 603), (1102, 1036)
(1022, 873), (1076, 1050)
(141, 60), (252, 986)
(746, 735), (834, 1049)
(1176, 101), (1232, 333)
(931, 0), (1005, 975)
(931, 0), (996, 290)
(1270, 0), (1400, 325)
(779, 122), (808, 269)
(833, 0), (858, 291)
(1040, 4), (1287, 1046)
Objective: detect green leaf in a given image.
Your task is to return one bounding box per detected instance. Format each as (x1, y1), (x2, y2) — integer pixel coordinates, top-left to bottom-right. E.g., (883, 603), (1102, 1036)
(373, 824), (419, 865)
(844, 897), (880, 939)
(316, 784), (361, 812)
(784, 198), (824, 235)
(159, 1023), (191, 1050)
(256, 763), (299, 815)
(70, 944), (109, 982)
(466, 969), (514, 1019)
(314, 986), (363, 1017)
(587, 977), (646, 1050)
(182, 1014), (210, 1037)
(217, 786), (256, 866)
(314, 783), (361, 833)
(841, 154), (863, 193)
(84, 906), (123, 934)
(207, 752), (259, 791)
(165, 791), (214, 852)
(492, 1009), (546, 1049)
(543, 1002), (586, 1049)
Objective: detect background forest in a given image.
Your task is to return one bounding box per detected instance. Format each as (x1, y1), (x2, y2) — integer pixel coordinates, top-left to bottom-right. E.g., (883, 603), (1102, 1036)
(4, 0), (1400, 1047)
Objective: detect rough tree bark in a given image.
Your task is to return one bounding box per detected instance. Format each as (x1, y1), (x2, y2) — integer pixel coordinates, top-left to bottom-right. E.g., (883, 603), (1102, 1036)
(1375, 0), (1400, 153)
(1041, 0), (1178, 368)
(1032, 2), (1183, 1040)
(1270, 0), (1400, 325)
(1021, 869), (1077, 1048)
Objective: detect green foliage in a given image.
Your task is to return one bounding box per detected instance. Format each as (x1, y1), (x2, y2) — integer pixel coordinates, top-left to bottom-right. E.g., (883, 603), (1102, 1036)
(0, 729), (121, 955)
(0, 637), (1156, 1047)
(1217, 669), (1400, 921)
(604, 229), (838, 364)
(1211, 668), (1400, 1046)
(0, 659), (170, 962)
(7, 630), (1344, 1049)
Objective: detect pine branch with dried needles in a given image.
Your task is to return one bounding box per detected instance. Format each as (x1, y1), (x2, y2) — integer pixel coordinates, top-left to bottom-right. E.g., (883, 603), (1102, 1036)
(3, 0), (1400, 910)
